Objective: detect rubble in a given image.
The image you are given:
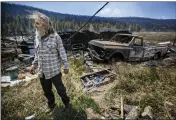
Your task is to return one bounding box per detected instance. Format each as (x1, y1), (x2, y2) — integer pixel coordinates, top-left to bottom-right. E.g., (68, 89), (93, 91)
(86, 108), (105, 119)
(144, 60), (158, 66)
(124, 105), (138, 114)
(1, 73), (38, 87)
(125, 106), (141, 120)
(18, 54), (34, 64)
(100, 104), (142, 120)
(71, 43), (85, 58)
(141, 106), (153, 120)
(84, 52), (92, 61)
(85, 103), (154, 120)
(144, 56), (176, 67)
(1, 57), (38, 88)
(84, 59), (109, 72)
(72, 51), (84, 58)
(18, 73), (26, 79)
(81, 69), (116, 91)
(85, 60), (93, 67)
(6, 66), (19, 80)
(169, 48), (176, 53)
(1, 76), (11, 83)
(162, 57), (176, 66)
(104, 106), (121, 119)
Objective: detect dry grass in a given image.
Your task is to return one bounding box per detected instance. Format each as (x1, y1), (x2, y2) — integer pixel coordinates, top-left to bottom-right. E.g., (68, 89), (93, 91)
(2, 58), (99, 120)
(104, 62), (176, 119)
(134, 32), (176, 44)
(2, 59), (176, 119)
(2, 40), (176, 120)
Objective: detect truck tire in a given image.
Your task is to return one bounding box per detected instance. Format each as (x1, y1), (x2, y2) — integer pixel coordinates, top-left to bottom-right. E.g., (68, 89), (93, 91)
(153, 52), (161, 60)
(108, 53), (124, 64)
(110, 56), (123, 64)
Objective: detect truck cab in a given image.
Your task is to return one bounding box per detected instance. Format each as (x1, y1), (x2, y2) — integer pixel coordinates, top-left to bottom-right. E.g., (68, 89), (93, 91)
(88, 33), (169, 62)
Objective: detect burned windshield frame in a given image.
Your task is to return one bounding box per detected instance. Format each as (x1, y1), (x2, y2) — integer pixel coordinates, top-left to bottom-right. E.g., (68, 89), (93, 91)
(110, 34), (133, 44)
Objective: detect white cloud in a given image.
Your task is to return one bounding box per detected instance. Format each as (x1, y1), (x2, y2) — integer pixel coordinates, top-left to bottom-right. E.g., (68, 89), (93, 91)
(96, 2), (143, 17)
(98, 8), (121, 17)
(161, 16), (166, 19)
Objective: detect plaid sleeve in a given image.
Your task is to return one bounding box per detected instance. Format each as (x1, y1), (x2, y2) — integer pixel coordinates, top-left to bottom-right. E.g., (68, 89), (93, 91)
(32, 52), (38, 67)
(32, 39), (38, 67)
(56, 34), (69, 69)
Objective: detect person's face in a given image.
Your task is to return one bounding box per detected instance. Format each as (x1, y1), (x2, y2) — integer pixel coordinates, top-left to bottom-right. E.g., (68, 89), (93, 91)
(34, 18), (44, 30)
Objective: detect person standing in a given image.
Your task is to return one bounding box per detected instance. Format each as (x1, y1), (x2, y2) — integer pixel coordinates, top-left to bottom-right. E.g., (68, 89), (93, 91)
(26, 11), (71, 113)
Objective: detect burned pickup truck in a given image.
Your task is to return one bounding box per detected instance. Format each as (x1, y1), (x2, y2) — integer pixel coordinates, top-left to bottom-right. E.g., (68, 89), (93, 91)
(88, 33), (170, 62)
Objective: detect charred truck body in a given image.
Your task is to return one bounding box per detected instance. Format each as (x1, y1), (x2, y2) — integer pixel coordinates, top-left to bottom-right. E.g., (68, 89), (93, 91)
(88, 33), (169, 62)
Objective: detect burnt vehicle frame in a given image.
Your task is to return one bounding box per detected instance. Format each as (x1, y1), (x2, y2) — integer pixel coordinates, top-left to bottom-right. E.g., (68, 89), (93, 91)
(88, 33), (169, 62)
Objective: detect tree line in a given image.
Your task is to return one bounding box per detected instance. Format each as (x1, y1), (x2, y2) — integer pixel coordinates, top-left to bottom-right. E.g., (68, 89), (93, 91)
(1, 2), (176, 37)
(2, 13), (142, 36)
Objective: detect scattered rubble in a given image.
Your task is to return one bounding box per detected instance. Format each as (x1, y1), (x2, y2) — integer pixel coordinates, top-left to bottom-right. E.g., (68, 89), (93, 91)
(84, 60), (101, 72)
(1, 76), (11, 83)
(71, 43), (85, 58)
(86, 108), (105, 119)
(5, 66), (19, 80)
(125, 106), (141, 120)
(1, 55), (37, 88)
(104, 106), (121, 119)
(162, 57), (176, 66)
(18, 73), (26, 79)
(84, 52), (92, 61)
(141, 106), (153, 120)
(144, 56), (176, 67)
(98, 104), (155, 120)
(124, 104), (137, 114)
(98, 104), (140, 120)
(1, 73), (38, 87)
(72, 51), (84, 58)
(81, 69), (116, 91)
(18, 54), (34, 64)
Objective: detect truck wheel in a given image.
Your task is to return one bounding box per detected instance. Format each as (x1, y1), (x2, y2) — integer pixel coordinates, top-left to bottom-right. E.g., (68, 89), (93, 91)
(111, 57), (116, 65)
(153, 53), (160, 60)
(110, 56), (122, 64)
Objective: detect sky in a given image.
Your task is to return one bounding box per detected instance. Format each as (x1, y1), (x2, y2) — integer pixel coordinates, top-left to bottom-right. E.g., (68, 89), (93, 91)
(8, 1), (176, 19)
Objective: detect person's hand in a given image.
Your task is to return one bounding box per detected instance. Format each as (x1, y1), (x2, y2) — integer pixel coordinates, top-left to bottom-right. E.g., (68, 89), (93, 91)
(25, 66), (35, 74)
(64, 69), (69, 74)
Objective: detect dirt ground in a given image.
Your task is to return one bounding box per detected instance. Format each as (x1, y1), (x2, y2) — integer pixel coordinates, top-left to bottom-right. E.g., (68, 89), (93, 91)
(84, 43), (176, 119)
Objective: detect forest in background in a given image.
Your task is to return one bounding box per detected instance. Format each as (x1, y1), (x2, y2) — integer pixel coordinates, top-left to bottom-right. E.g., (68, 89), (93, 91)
(1, 2), (176, 36)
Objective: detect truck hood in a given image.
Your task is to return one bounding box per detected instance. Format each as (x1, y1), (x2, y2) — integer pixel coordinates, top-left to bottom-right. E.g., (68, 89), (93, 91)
(89, 40), (129, 49)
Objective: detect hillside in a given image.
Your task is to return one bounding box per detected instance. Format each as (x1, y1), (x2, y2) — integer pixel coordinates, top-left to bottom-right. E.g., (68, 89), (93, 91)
(1, 2), (176, 36)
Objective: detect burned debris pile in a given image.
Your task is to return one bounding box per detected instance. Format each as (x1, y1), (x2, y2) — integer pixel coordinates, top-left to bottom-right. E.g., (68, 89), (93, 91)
(86, 103), (154, 119)
(2, 30), (176, 88)
(101, 105), (153, 120)
(81, 69), (116, 91)
(1, 35), (37, 87)
(144, 56), (176, 67)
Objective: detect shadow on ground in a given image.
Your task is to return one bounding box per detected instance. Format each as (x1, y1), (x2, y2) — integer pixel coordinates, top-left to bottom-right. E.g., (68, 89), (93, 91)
(52, 105), (87, 120)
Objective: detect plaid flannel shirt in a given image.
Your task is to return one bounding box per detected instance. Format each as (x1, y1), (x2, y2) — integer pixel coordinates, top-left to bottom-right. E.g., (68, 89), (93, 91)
(32, 33), (68, 79)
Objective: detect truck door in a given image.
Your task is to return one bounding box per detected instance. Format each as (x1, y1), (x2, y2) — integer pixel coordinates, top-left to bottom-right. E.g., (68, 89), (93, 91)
(129, 37), (144, 61)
